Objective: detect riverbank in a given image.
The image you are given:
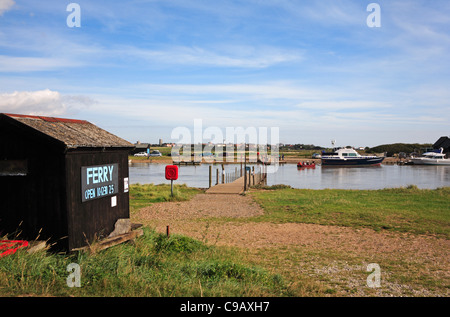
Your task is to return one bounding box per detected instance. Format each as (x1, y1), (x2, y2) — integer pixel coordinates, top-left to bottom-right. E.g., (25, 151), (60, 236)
(132, 185), (450, 297)
(129, 156), (400, 165)
(2, 184), (447, 297)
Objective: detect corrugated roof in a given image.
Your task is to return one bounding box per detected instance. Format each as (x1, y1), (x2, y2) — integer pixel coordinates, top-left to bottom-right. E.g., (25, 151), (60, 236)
(2, 113), (134, 149)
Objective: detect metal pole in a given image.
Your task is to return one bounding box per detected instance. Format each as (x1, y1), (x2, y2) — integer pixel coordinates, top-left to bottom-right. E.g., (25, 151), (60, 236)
(171, 180), (174, 197)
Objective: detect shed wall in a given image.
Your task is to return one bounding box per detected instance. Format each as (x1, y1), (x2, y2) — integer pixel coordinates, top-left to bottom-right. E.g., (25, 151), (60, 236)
(65, 150), (130, 250)
(0, 121), (68, 248)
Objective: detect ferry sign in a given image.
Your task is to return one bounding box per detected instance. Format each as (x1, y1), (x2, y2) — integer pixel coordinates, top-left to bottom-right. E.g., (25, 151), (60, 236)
(81, 163), (119, 202)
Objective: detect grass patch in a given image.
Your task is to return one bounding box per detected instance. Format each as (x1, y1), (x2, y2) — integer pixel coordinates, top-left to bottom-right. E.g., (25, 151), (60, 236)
(0, 228), (292, 297)
(250, 186), (450, 238)
(129, 183), (203, 213)
(252, 184), (293, 190)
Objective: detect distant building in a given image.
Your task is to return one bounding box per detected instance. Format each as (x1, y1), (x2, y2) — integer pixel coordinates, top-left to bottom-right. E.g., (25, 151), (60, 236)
(159, 139), (163, 146)
(132, 141), (151, 155)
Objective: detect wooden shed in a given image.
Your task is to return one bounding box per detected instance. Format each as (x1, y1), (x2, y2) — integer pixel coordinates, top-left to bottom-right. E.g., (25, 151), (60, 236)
(433, 136), (450, 154)
(0, 113), (135, 251)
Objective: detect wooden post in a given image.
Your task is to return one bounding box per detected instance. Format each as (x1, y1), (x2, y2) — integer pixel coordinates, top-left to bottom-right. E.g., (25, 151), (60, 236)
(264, 164), (267, 185)
(222, 164), (225, 184)
(244, 144), (247, 191)
(244, 169), (247, 191)
(216, 168), (219, 185)
(252, 166), (255, 186)
(209, 165), (212, 188)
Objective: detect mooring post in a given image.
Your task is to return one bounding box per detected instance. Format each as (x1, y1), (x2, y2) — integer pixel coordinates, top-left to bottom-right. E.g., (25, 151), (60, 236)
(243, 150), (247, 191)
(252, 166), (255, 185)
(244, 169), (247, 192)
(209, 165), (212, 188)
(222, 164), (225, 184)
(264, 164), (267, 185)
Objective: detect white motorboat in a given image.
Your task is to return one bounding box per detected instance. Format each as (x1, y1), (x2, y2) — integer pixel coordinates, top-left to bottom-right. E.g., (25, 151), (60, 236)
(321, 147), (384, 166)
(410, 148), (450, 165)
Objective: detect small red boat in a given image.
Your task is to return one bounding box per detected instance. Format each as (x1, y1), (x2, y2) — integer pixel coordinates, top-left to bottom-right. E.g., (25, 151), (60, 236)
(297, 162), (315, 169)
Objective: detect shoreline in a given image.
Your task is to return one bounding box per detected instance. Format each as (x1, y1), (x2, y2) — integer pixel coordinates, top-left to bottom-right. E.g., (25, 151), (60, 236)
(129, 156), (401, 165)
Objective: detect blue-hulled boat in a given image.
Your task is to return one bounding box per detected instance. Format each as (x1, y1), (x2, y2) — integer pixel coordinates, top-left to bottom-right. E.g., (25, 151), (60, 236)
(321, 148), (384, 166)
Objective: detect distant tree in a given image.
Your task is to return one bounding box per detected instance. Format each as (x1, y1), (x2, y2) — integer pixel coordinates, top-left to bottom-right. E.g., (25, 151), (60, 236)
(365, 143), (433, 157)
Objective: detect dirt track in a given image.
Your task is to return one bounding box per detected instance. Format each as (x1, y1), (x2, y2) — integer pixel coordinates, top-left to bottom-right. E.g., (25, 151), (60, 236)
(132, 192), (450, 296)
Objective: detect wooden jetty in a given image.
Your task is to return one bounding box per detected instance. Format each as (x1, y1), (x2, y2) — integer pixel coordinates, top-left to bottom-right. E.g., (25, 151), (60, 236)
(205, 176), (245, 194)
(206, 164), (268, 194)
(173, 160), (202, 166)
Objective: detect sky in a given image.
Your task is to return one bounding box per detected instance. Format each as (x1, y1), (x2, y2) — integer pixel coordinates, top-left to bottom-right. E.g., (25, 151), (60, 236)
(0, 0), (449, 148)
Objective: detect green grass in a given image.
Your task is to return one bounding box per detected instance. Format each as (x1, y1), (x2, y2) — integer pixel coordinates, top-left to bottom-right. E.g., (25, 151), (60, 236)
(2, 184), (448, 297)
(250, 186), (450, 238)
(280, 150), (317, 158)
(129, 183), (203, 213)
(0, 228), (291, 297)
(0, 184), (292, 297)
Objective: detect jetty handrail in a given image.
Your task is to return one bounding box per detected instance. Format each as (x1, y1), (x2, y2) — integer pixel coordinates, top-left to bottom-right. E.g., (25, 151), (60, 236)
(208, 163), (267, 189)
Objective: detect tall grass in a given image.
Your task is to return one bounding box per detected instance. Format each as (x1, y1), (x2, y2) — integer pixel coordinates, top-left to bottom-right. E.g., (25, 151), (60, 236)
(0, 227), (290, 297)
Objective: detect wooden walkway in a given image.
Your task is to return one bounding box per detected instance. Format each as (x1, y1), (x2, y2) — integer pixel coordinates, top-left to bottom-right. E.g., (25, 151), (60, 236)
(205, 176), (245, 194)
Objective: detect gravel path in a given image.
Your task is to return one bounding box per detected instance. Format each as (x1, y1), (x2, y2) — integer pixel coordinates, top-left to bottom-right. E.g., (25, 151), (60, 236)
(132, 192), (450, 296)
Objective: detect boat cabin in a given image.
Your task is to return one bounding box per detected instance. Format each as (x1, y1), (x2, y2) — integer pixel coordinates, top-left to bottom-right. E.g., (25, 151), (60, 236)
(322, 148), (361, 158)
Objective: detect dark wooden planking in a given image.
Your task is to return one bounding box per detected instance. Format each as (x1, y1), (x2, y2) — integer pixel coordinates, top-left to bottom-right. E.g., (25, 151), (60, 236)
(0, 114), (132, 251)
(0, 118), (68, 249)
(65, 150), (130, 250)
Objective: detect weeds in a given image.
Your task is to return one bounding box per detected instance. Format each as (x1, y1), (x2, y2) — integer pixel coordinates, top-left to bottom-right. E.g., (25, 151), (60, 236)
(0, 227), (292, 297)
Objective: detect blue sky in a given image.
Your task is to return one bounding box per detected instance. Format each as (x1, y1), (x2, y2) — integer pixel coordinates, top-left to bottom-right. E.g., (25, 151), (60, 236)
(0, 0), (449, 147)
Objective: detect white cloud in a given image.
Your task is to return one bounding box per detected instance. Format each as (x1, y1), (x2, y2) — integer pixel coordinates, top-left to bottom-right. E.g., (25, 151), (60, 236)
(0, 89), (95, 116)
(135, 82), (331, 101)
(0, 55), (85, 72)
(0, 0), (14, 16)
(119, 45), (302, 69)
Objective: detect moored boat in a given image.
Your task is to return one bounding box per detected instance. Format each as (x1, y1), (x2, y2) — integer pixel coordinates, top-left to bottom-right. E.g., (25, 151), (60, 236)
(297, 161), (316, 168)
(321, 148), (384, 166)
(410, 148), (450, 165)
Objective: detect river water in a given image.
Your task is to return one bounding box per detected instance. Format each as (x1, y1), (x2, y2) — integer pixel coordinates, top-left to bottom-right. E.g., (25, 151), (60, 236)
(129, 163), (450, 190)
